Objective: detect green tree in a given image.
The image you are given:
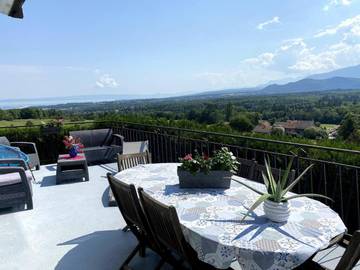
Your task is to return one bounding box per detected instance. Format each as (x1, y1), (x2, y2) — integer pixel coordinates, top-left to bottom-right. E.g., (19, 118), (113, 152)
(229, 116), (254, 132)
(338, 114), (357, 140)
(225, 103), (234, 122)
(303, 127), (327, 139)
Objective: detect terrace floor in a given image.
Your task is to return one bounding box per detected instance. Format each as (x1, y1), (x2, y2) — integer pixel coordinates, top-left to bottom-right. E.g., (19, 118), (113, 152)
(0, 163), (358, 270)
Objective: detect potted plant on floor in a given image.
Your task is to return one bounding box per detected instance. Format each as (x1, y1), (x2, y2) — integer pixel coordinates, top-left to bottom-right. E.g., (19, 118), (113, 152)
(178, 147), (239, 189)
(234, 157), (332, 223)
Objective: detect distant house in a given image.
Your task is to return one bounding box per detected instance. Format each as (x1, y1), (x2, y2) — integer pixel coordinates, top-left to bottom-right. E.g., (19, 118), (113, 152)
(253, 120), (272, 134)
(273, 120), (315, 136)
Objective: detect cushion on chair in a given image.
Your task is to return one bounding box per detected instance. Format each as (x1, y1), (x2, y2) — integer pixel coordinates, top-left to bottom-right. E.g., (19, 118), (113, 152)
(0, 171), (33, 187)
(0, 137), (11, 146)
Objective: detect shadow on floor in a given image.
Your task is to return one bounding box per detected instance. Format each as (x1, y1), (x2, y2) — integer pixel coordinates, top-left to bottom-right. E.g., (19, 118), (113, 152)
(55, 230), (135, 270)
(45, 165), (57, 172)
(40, 175), (57, 187)
(98, 163), (118, 174)
(102, 186), (116, 208)
(40, 175), (88, 187)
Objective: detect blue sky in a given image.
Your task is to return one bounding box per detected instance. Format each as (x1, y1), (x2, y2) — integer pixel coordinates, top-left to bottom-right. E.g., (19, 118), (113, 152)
(1, 0), (360, 99)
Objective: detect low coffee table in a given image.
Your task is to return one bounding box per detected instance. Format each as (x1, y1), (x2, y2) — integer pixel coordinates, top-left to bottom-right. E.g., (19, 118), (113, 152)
(56, 154), (89, 184)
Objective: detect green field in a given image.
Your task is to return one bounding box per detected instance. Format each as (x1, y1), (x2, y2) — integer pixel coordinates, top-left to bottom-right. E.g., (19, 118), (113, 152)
(321, 124), (340, 131)
(0, 119), (94, 128)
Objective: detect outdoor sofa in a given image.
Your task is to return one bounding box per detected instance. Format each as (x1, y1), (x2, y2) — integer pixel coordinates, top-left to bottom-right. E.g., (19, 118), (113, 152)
(69, 128), (124, 164)
(0, 136), (40, 170)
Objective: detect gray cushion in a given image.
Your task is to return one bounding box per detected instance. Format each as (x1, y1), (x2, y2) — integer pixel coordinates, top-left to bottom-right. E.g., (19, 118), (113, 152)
(0, 137), (11, 146)
(70, 129), (113, 147)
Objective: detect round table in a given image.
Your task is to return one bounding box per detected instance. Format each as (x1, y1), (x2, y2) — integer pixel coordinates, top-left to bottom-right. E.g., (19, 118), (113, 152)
(114, 163), (346, 270)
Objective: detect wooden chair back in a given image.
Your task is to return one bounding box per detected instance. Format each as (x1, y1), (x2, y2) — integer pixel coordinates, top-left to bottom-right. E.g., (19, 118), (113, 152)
(107, 173), (147, 234)
(237, 158), (257, 179)
(253, 164), (296, 184)
(138, 187), (189, 260)
(117, 152), (152, 172)
(336, 230), (360, 270)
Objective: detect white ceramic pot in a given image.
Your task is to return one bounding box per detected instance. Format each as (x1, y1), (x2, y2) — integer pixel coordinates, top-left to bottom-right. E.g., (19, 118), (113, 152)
(263, 199), (290, 223)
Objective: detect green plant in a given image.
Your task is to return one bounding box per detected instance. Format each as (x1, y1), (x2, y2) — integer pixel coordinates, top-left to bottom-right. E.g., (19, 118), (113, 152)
(211, 147), (239, 172)
(179, 147), (239, 174)
(233, 156), (333, 220)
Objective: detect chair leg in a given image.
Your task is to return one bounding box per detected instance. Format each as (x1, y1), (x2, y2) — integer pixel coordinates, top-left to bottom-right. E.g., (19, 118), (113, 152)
(120, 243), (141, 270)
(122, 225), (130, 232)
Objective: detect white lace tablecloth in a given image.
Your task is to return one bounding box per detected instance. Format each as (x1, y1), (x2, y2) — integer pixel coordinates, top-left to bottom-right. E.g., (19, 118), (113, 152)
(114, 163), (346, 270)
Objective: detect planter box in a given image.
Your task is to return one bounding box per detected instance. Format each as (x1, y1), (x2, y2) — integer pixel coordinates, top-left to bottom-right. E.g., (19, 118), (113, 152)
(177, 167), (232, 189)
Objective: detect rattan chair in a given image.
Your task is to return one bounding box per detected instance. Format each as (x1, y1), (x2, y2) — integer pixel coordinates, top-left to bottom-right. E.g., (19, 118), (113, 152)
(237, 158), (257, 179)
(296, 231), (360, 270)
(0, 158), (33, 210)
(107, 174), (165, 270)
(252, 163), (296, 184)
(138, 187), (234, 270)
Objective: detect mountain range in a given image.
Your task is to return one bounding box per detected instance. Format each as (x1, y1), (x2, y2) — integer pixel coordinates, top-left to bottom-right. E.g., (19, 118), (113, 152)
(2, 64), (360, 109)
(191, 64), (360, 98)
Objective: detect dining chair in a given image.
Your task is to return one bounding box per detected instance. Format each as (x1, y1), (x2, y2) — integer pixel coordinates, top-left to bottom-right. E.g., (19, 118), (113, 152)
(109, 151), (152, 208)
(138, 187), (234, 270)
(107, 173), (166, 270)
(296, 230), (360, 270)
(237, 158), (257, 179)
(117, 151), (152, 172)
(252, 163), (296, 184)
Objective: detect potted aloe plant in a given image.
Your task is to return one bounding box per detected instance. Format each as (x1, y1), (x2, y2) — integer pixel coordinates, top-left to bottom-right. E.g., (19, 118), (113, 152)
(234, 157), (332, 223)
(178, 147), (239, 189)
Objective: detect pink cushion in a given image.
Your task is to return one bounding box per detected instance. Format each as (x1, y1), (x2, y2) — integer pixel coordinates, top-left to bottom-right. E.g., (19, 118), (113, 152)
(0, 171), (33, 187)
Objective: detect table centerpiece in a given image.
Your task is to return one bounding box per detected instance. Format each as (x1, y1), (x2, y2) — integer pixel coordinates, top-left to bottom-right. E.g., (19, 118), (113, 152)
(63, 135), (84, 158)
(177, 147), (239, 189)
(234, 156), (333, 223)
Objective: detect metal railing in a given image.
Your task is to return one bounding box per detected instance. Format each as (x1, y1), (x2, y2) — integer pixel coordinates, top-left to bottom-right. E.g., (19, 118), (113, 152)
(112, 121), (360, 233)
(0, 120), (359, 232)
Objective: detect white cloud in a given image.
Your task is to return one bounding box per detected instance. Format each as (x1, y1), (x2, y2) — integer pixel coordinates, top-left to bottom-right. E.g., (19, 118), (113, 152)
(323, 0), (352, 11)
(95, 74), (118, 88)
(314, 14), (360, 38)
(257, 16), (280, 30)
(243, 53), (275, 66)
(196, 14), (360, 90)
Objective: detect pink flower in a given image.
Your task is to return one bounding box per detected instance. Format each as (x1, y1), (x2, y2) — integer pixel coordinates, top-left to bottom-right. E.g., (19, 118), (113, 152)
(183, 154), (193, 161)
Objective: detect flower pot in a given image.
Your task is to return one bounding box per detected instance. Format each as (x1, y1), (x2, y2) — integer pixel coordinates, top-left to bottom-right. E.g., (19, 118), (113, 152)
(177, 167), (232, 189)
(263, 199), (290, 223)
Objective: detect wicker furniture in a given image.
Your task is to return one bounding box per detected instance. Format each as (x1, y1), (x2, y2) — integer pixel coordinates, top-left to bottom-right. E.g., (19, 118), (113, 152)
(69, 129), (124, 164)
(107, 174), (166, 270)
(297, 231), (360, 270)
(56, 154), (89, 184)
(108, 151), (152, 207)
(252, 163), (296, 183)
(0, 136), (40, 170)
(0, 158), (33, 210)
(138, 187), (234, 270)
